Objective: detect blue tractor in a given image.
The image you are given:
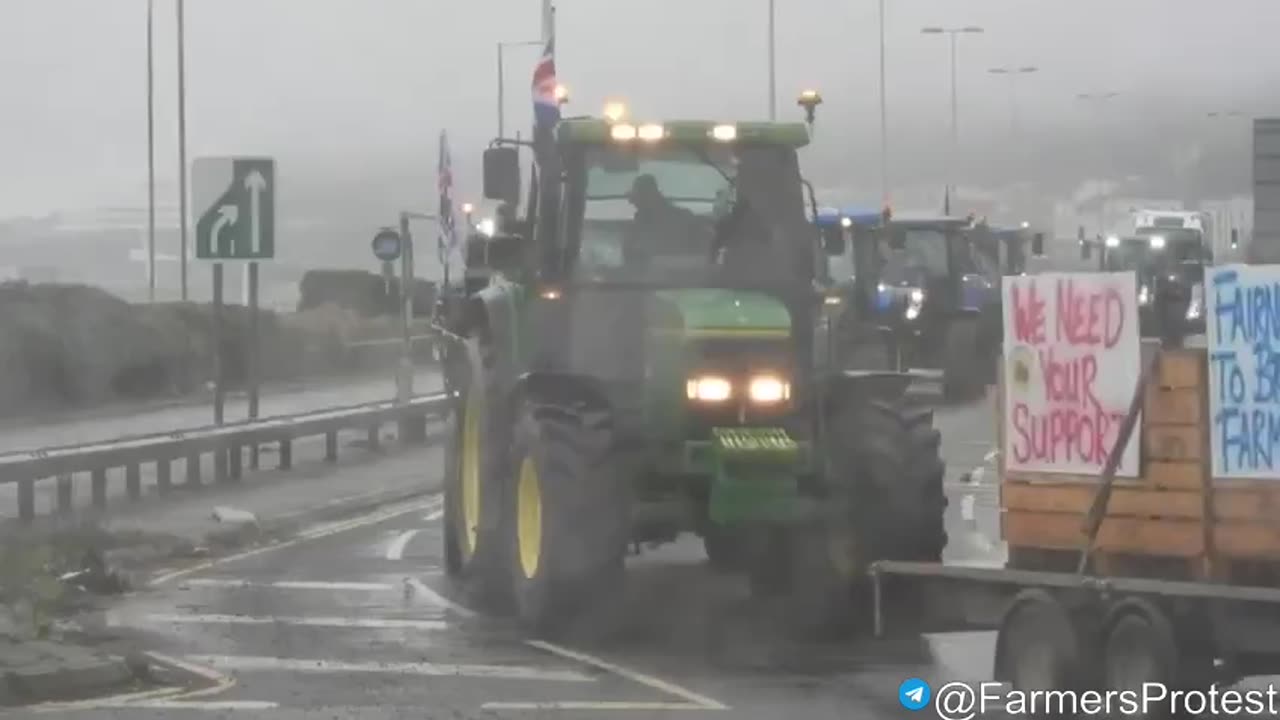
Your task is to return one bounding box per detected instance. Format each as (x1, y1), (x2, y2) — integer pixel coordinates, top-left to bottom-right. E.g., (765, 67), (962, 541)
(813, 207), (1025, 401)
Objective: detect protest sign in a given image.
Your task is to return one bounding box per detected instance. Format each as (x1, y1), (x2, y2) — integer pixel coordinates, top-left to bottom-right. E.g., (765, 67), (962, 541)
(1206, 264), (1280, 478)
(1002, 272), (1141, 476)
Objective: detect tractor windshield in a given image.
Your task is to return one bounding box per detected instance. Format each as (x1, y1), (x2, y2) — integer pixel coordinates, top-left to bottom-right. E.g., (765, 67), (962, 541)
(875, 226), (951, 286)
(567, 142), (812, 288)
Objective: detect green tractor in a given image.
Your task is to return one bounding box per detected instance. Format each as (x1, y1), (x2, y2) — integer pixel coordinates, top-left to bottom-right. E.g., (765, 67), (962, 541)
(439, 102), (947, 638)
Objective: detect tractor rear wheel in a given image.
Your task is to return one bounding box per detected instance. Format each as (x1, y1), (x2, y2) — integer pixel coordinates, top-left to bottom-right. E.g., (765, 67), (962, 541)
(442, 338), (511, 612)
(507, 400), (629, 638)
(780, 398), (947, 637)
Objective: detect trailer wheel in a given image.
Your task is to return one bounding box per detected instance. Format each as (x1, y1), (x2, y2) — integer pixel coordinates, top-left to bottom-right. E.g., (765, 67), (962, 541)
(995, 590), (1097, 717)
(1102, 600), (1181, 719)
(506, 400), (628, 638)
(442, 337), (511, 612)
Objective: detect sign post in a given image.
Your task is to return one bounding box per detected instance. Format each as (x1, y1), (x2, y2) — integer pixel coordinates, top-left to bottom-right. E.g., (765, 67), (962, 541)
(193, 156), (276, 470)
(1001, 271), (1142, 477)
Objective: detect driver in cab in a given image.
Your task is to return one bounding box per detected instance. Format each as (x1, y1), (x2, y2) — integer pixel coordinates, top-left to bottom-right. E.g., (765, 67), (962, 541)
(623, 174), (703, 264)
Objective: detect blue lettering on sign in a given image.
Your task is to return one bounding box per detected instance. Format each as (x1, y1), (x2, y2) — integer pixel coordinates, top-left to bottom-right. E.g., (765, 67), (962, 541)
(1208, 266), (1280, 476)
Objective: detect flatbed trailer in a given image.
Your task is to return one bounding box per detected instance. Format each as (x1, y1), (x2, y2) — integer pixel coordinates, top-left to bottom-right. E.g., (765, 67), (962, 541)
(869, 343), (1280, 699)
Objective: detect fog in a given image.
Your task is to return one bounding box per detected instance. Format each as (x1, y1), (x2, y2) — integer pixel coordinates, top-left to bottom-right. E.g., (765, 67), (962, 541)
(2, 0), (1278, 220)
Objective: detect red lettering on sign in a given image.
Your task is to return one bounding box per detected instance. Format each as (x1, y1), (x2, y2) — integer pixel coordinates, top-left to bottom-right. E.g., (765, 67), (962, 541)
(1010, 282), (1046, 345)
(1010, 400), (1127, 466)
(1054, 278), (1126, 348)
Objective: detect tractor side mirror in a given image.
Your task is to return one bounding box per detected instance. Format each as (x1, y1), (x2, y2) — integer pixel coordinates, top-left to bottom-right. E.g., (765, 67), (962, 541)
(1032, 233), (1045, 257)
(820, 226), (846, 255)
(1231, 228), (1240, 249)
(483, 147), (521, 203)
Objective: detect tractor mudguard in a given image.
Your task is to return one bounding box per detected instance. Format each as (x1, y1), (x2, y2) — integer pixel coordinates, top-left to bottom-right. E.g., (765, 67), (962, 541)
(514, 371), (612, 413)
(823, 370), (913, 411)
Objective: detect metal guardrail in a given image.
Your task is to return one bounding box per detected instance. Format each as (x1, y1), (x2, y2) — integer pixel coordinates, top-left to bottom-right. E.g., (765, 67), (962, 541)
(0, 393), (453, 524)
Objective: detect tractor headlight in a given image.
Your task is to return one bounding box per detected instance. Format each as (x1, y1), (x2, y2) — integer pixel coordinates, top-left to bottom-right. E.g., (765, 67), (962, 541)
(1149, 235), (1166, 250)
(686, 375), (732, 402)
(1187, 282), (1204, 320)
(906, 287), (925, 320)
(1138, 284), (1151, 306)
(747, 375), (791, 404)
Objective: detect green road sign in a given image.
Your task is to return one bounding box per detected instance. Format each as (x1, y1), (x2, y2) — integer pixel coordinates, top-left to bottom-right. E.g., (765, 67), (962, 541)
(193, 156), (276, 261)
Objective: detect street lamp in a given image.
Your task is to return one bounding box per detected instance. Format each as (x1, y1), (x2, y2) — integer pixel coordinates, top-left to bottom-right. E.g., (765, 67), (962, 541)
(768, 0), (776, 120)
(989, 66), (1039, 136)
(921, 25), (984, 212)
(1077, 92), (1120, 237)
(497, 39), (542, 137)
(177, 0), (189, 301)
(878, 0), (888, 202)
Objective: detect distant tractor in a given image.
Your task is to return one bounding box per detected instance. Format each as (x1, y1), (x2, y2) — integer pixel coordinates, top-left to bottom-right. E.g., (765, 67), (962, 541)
(814, 209), (1010, 401)
(437, 97), (947, 638)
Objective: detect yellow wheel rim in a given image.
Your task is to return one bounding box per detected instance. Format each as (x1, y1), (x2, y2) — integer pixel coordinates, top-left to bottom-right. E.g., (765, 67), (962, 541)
(460, 390), (481, 555)
(517, 456), (543, 580)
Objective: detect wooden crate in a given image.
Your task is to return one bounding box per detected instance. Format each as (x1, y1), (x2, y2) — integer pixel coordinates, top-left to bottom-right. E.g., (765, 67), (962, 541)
(998, 347), (1280, 582)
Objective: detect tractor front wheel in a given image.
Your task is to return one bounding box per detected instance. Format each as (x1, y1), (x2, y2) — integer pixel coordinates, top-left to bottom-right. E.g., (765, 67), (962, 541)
(942, 317), (985, 402)
(507, 401), (629, 638)
(780, 398), (947, 637)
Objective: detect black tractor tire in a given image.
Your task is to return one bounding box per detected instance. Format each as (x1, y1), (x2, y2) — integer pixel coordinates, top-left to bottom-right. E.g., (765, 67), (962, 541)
(942, 317), (984, 402)
(506, 400), (629, 638)
(442, 338), (511, 612)
(702, 527), (742, 573)
(779, 398), (947, 638)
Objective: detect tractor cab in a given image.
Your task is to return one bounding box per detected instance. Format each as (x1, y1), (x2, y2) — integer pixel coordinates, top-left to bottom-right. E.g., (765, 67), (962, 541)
(1102, 230), (1209, 340)
(815, 209), (997, 400)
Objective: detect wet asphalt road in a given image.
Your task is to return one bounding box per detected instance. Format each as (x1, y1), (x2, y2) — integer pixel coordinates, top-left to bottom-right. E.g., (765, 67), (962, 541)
(44, 396), (1005, 720)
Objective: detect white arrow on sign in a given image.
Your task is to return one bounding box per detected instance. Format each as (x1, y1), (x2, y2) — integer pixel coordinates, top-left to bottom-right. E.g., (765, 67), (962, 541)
(211, 204), (239, 255)
(245, 170), (268, 255)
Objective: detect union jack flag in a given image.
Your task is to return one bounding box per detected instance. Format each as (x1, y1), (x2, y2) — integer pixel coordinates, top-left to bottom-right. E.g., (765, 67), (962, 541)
(437, 130), (457, 265)
(531, 34), (559, 132)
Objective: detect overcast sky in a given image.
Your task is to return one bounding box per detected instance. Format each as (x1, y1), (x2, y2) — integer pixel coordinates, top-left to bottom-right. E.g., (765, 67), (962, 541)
(2, 0), (1277, 217)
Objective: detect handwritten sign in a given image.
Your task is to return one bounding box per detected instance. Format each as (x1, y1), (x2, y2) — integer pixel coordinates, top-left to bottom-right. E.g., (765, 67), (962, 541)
(1002, 272), (1141, 476)
(1206, 264), (1280, 478)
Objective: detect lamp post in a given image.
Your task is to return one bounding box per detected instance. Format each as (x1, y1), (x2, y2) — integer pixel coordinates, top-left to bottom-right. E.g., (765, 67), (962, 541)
(878, 0), (888, 202)
(497, 40), (543, 137)
(146, 0), (156, 301)
(176, 0), (189, 301)
(989, 66), (1039, 136)
(1078, 92), (1120, 236)
(768, 0), (776, 120)
(921, 25), (983, 213)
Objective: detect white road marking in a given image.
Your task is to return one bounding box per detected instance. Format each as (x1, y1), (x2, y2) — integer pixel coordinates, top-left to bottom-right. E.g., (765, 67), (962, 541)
(119, 700), (279, 710)
(984, 447), (1000, 463)
(407, 576), (477, 618)
(525, 639), (729, 711)
(150, 494), (442, 586)
(137, 613), (448, 631)
(185, 654), (594, 682)
(183, 578), (395, 591)
(424, 508), (444, 522)
(961, 494), (976, 522)
(385, 529), (421, 560)
(482, 701), (711, 711)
